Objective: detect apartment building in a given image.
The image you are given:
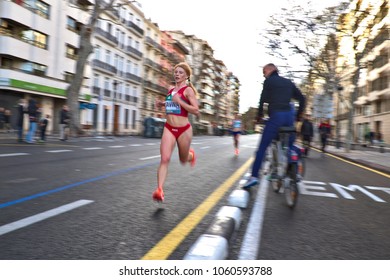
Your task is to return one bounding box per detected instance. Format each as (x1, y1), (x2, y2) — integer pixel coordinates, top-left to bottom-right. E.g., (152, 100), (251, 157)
(169, 31), (240, 134)
(337, 0), (389, 143)
(0, 0), (91, 134)
(90, 1), (144, 135)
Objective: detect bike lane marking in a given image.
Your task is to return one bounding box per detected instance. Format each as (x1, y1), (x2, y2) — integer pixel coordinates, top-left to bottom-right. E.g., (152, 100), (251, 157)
(238, 161), (270, 260)
(0, 200), (93, 236)
(141, 157), (254, 260)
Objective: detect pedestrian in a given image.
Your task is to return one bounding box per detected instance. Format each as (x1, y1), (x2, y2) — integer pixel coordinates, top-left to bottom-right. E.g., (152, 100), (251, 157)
(16, 99), (27, 142)
(243, 63), (305, 189)
(39, 114), (50, 143)
(59, 105), (70, 141)
(4, 109), (12, 132)
(231, 113), (242, 155)
(300, 113), (314, 156)
(25, 98), (39, 144)
(152, 62), (200, 202)
(318, 118), (331, 153)
(0, 107), (5, 132)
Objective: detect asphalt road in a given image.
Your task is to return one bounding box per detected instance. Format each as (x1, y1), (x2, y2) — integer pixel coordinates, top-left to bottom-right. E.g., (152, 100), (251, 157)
(0, 135), (389, 260)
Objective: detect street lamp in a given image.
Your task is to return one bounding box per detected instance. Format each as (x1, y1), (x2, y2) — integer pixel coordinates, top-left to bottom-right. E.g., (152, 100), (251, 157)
(112, 80), (118, 136)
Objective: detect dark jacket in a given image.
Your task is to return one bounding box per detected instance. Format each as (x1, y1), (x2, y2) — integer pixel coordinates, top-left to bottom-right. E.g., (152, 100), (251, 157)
(60, 109), (70, 125)
(318, 122), (331, 138)
(258, 71), (305, 119)
(300, 119), (314, 137)
(27, 99), (38, 122)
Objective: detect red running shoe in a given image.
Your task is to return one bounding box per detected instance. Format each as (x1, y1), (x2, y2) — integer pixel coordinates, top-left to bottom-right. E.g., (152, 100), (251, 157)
(152, 187), (164, 202)
(189, 148), (196, 167)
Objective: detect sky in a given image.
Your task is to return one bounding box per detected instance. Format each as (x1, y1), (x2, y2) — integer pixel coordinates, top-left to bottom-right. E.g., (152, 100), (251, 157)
(137, 0), (343, 113)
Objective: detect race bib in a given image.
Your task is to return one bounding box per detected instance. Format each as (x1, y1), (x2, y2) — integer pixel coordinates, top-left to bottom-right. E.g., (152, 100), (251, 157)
(165, 94), (181, 114)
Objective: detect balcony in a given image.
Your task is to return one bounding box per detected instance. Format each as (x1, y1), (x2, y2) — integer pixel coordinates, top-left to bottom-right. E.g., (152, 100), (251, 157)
(125, 72), (143, 84)
(144, 58), (163, 72)
(94, 27), (118, 46)
(91, 59), (117, 75)
(126, 21), (144, 37)
(144, 80), (166, 93)
(126, 45), (143, 60)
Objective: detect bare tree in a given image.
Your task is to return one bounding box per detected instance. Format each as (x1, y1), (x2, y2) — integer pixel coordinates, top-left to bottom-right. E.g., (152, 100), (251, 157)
(260, 0), (349, 91)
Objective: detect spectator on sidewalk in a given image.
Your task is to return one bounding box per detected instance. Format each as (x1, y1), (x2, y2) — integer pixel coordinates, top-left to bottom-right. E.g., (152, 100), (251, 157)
(16, 99), (27, 142)
(39, 114), (50, 143)
(4, 109), (11, 132)
(0, 107), (5, 132)
(300, 113), (314, 156)
(59, 105), (70, 141)
(25, 98), (39, 144)
(318, 118), (331, 153)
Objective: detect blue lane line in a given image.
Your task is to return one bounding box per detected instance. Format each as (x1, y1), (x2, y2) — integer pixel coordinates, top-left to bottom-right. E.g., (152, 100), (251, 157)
(0, 162), (158, 209)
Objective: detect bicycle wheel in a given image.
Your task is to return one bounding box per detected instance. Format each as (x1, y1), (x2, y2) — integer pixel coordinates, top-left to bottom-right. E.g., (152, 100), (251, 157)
(284, 163), (299, 208)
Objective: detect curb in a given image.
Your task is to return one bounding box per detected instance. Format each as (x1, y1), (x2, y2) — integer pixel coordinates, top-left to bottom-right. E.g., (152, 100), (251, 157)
(183, 173), (251, 260)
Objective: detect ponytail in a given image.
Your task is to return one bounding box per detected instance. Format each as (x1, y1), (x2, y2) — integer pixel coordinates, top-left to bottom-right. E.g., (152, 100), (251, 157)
(187, 78), (198, 98)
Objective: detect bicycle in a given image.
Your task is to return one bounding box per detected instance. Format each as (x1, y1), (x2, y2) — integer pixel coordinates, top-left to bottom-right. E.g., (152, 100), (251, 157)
(267, 126), (305, 208)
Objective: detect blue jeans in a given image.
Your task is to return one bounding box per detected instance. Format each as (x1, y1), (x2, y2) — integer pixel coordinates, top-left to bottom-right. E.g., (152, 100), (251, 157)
(26, 122), (37, 143)
(251, 111), (295, 178)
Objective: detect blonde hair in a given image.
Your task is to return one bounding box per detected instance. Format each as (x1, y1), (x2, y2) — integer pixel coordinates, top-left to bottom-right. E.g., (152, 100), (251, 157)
(174, 62), (198, 97)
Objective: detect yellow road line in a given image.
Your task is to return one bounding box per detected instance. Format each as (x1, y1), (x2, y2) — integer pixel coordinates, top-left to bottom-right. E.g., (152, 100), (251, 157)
(141, 157), (253, 260)
(311, 147), (390, 178)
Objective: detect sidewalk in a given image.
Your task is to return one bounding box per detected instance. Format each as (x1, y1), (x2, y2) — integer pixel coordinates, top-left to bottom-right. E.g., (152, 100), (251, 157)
(310, 142), (390, 175)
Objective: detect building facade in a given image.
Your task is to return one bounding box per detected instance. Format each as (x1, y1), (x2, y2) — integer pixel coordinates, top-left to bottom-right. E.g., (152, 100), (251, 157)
(0, 0), (240, 137)
(337, 0), (389, 143)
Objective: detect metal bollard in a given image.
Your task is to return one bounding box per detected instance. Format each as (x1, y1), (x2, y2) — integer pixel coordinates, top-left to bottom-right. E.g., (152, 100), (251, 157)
(380, 143), (385, 153)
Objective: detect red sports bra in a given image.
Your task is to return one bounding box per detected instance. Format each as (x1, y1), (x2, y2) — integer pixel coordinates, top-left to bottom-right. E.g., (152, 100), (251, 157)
(165, 86), (190, 117)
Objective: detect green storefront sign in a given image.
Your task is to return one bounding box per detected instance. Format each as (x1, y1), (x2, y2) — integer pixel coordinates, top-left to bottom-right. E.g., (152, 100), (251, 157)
(9, 79), (90, 101)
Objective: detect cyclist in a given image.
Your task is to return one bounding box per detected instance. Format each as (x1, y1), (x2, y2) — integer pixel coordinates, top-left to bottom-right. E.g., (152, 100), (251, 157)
(243, 63), (305, 189)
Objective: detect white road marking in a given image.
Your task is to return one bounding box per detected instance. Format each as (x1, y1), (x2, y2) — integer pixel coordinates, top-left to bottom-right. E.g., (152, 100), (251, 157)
(238, 162), (270, 260)
(0, 153), (30, 157)
(130, 144), (142, 147)
(83, 147), (103, 150)
(140, 155), (160, 160)
(45, 150), (73, 153)
(0, 200), (94, 236)
(108, 145), (125, 148)
(200, 146), (210, 149)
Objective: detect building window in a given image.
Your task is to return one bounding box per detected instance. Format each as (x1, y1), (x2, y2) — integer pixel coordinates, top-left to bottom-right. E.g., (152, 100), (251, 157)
(94, 45), (101, 60)
(22, 30), (48, 49)
(66, 44), (78, 59)
(64, 72), (74, 83)
(20, 61), (47, 76)
(105, 50), (111, 64)
(67, 17), (77, 32)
